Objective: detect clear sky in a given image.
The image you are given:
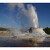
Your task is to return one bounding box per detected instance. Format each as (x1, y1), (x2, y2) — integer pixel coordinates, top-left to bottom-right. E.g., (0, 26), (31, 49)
(0, 3), (50, 28)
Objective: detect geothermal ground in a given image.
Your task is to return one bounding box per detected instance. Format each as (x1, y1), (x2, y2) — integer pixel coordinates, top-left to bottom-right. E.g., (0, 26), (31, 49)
(0, 32), (50, 47)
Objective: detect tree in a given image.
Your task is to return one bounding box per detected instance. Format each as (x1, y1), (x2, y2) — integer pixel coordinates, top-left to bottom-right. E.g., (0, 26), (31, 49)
(43, 27), (50, 34)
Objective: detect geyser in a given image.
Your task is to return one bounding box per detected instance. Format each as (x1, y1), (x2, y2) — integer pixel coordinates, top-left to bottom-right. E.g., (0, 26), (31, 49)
(8, 3), (47, 42)
(26, 5), (39, 28)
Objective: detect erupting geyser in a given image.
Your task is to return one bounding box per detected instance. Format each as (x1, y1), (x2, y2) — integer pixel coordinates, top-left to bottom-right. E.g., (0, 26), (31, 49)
(26, 5), (39, 28)
(9, 3), (47, 42)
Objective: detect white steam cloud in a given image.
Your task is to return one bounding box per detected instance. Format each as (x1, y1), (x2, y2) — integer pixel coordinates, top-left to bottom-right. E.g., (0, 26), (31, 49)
(7, 3), (39, 28)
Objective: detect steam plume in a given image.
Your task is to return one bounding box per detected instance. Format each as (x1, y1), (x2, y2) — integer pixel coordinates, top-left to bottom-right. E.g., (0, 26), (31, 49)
(7, 3), (39, 28)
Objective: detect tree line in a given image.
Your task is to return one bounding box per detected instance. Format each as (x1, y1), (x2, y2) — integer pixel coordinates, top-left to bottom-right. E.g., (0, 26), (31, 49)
(43, 27), (50, 34)
(0, 27), (9, 31)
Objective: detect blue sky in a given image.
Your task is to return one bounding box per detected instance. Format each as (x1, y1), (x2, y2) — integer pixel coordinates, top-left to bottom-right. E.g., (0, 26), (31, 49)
(0, 3), (50, 28)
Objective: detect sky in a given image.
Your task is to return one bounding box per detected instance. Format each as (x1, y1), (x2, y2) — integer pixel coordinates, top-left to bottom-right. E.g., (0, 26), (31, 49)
(0, 3), (50, 28)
